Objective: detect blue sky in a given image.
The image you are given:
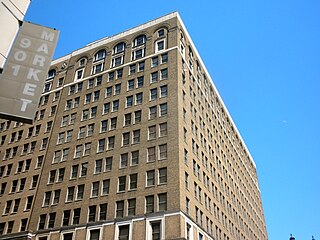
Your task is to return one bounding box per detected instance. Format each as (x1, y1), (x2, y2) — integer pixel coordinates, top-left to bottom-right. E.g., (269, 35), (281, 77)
(25, 1), (320, 239)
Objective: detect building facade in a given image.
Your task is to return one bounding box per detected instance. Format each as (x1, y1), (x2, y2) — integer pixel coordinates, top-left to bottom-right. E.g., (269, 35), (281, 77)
(0, 12), (268, 240)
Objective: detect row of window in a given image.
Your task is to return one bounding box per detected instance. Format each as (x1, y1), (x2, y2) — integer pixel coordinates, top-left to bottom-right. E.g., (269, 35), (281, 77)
(44, 168), (167, 207)
(38, 193), (167, 230)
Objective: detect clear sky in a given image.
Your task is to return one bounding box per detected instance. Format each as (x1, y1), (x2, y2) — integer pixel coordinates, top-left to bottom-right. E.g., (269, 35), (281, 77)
(25, 1), (320, 239)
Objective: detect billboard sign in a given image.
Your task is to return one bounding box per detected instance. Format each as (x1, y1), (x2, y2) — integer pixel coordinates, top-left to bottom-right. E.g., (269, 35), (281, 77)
(0, 21), (59, 124)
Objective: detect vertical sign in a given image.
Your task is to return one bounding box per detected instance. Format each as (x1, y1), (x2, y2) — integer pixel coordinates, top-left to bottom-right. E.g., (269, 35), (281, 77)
(0, 21), (59, 124)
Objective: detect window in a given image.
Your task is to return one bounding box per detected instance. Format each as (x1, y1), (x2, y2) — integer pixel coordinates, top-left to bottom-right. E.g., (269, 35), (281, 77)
(115, 84), (121, 95)
(84, 142), (91, 155)
(160, 68), (168, 80)
(38, 214), (46, 230)
(91, 182), (99, 197)
(149, 106), (157, 119)
(120, 153), (128, 168)
(101, 120), (107, 132)
(146, 170), (155, 186)
(53, 189), (61, 204)
(95, 159), (102, 174)
(161, 53), (168, 63)
(103, 102), (110, 114)
(128, 198), (136, 216)
(71, 165), (78, 179)
(150, 88), (157, 100)
(138, 61), (145, 71)
(158, 193), (167, 211)
(158, 168), (167, 184)
(148, 147), (156, 162)
(72, 208), (81, 224)
(89, 205), (97, 222)
(160, 85), (168, 97)
(151, 57), (158, 67)
(127, 79), (134, 91)
(151, 221), (161, 240)
(118, 225), (130, 240)
(145, 195), (154, 213)
(129, 173), (138, 190)
(116, 200), (124, 218)
(129, 64), (135, 75)
(118, 176), (126, 192)
(132, 130), (140, 144)
(122, 132), (130, 146)
(151, 72), (158, 83)
(110, 117), (117, 130)
(131, 151), (139, 165)
(48, 212), (56, 228)
(159, 103), (167, 116)
(108, 136), (115, 149)
(99, 203), (107, 220)
(63, 210), (71, 226)
(105, 157), (112, 171)
(94, 49), (106, 61)
(97, 139), (105, 152)
(76, 184), (84, 200)
(159, 144), (167, 160)
(126, 95), (133, 108)
(89, 229), (100, 240)
(67, 187), (75, 202)
(102, 179), (110, 195)
(113, 100), (119, 112)
(134, 110), (142, 123)
(148, 125), (156, 140)
(155, 39), (165, 52)
(132, 35), (146, 60)
(124, 113), (131, 126)
(159, 122), (167, 137)
(135, 92), (143, 105)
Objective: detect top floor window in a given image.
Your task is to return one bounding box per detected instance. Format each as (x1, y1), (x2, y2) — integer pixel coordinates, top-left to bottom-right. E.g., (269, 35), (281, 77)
(158, 29), (165, 38)
(133, 35), (146, 47)
(79, 58), (86, 67)
(94, 49), (106, 62)
(113, 42), (126, 54)
(47, 69), (56, 79)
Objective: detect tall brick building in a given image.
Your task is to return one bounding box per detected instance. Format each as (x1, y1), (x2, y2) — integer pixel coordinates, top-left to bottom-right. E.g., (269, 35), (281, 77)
(0, 12), (268, 240)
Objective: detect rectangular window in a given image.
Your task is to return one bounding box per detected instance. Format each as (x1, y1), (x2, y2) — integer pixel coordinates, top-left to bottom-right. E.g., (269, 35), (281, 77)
(118, 225), (130, 240)
(122, 132), (130, 146)
(150, 88), (157, 100)
(149, 106), (157, 119)
(126, 96), (133, 108)
(62, 210), (70, 226)
(89, 205), (96, 222)
(148, 125), (156, 140)
(77, 185), (84, 200)
(151, 221), (161, 240)
(120, 153), (128, 168)
(148, 147), (156, 162)
(158, 193), (167, 211)
(159, 144), (167, 160)
(118, 176), (126, 192)
(135, 92), (143, 105)
(128, 198), (136, 216)
(159, 122), (167, 137)
(160, 68), (168, 80)
(73, 208), (81, 225)
(91, 182), (99, 197)
(146, 170), (155, 186)
(99, 204), (107, 221)
(129, 173), (138, 190)
(67, 187), (74, 202)
(145, 195), (154, 213)
(159, 103), (167, 116)
(116, 200), (124, 218)
(158, 168), (167, 184)
(124, 113), (131, 126)
(151, 72), (158, 83)
(160, 85), (168, 97)
(134, 110), (141, 123)
(97, 139), (105, 152)
(102, 179), (110, 195)
(131, 150), (139, 165)
(132, 130), (140, 144)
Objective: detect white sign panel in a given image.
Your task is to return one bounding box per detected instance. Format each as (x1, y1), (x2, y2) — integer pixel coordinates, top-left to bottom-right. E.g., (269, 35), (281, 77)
(0, 21), (59, 124)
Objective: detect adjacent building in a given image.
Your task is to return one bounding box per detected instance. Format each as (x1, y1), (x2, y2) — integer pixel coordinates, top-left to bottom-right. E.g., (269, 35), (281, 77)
(0, 12), (268, 240)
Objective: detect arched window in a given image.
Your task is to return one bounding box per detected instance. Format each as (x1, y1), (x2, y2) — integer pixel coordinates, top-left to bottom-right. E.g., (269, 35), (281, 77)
(132, 35), (146, 60)
(113, 42), (126, 54)
(47, 69), (56, 79)
(75, 58), (87, 81)
(92, 50), (106, 75)
(111, 42), (126, 67)
(133, 35), (146, 47)
(94, 49), (106, 61)
(154, 28), (167, 53)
